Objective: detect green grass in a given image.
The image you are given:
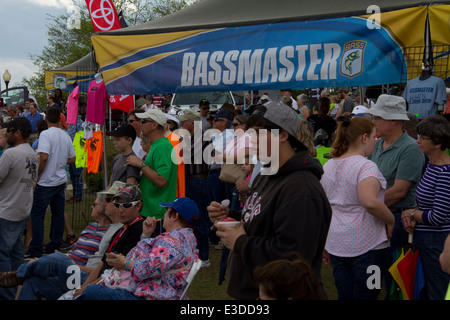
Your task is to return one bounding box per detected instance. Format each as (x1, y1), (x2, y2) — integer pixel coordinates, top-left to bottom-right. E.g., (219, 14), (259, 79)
(186, 244), (338, 300)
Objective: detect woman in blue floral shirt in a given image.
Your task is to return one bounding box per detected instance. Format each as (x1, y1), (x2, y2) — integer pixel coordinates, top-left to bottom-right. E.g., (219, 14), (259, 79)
(77, 197), (200, 300)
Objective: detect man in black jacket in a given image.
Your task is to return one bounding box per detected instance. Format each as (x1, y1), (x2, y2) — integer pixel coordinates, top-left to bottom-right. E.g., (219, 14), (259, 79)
(208, 102), (332, 300)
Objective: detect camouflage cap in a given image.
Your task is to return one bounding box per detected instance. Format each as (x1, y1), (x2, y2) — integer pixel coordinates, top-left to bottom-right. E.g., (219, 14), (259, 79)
(113, 184), (142, 202)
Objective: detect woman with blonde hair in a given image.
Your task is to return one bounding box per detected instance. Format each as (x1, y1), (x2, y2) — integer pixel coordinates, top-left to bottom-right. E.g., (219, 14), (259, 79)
(321, 116), (394, 300)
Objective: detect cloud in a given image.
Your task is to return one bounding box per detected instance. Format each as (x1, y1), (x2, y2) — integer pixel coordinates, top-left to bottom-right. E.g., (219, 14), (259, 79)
(26, 0), (74, 9)
(0, 58), (38, 87)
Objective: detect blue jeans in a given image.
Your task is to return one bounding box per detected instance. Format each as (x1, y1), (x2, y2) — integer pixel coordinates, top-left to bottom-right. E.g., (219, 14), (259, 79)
(330, 248), (390, 300)
(27, 183), (66, 257)
(186, 177), (211, 261)
(0, 217), (29, 300)
(68, 163), (83, 200)
(17, 252), (89, 300)
(414, 231), (450, 300)
(76, 284), (143, 300)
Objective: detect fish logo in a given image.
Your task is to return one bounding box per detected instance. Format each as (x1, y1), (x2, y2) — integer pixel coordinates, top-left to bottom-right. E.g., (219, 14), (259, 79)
(340, 40), (366, 78)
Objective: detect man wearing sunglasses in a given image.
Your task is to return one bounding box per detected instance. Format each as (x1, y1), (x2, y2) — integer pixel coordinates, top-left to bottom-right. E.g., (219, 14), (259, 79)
(72, 184), (144, 299)
(199, 99), (211, 130)
(0, 117), (39, 299)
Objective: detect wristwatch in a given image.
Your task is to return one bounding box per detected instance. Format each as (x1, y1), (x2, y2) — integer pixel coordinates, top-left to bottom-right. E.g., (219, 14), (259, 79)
(410, 209), (417, 218)
(140, 162), (147, 169)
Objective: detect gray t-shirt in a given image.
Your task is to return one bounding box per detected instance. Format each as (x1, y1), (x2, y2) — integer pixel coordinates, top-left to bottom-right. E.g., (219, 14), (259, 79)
(110, 152), (141, 184)
(0, 143), (40, 221)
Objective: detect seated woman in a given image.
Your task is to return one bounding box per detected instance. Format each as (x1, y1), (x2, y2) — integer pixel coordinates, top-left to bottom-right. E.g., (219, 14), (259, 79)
(401, 115), (450, 300)
(76, 197), (200, 300)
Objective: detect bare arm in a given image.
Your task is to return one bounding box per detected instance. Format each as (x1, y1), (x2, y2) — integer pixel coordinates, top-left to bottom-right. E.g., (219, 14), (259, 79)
(358, 177), (395, 225)
(37, 152), (49, 182)
(384, 179), (413, 208)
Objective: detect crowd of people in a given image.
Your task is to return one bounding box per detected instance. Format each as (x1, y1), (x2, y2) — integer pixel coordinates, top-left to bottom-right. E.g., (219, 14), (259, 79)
(0, 85), (449, 301)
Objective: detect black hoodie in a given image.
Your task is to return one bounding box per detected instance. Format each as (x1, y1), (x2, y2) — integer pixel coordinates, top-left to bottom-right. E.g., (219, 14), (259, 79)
(228, 150), (332, 300)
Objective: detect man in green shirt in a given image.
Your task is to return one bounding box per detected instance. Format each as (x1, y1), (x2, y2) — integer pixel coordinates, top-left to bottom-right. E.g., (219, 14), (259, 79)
(126, 109), (177, 236)
(368, 94), (424, 298)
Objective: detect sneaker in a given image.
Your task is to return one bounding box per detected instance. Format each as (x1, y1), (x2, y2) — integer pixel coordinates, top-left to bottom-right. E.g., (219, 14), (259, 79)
(0, 271), (23, 288)
(60, 234), (78, 251)
(200, 259), (211, 268)
(24, 252), (40, 261)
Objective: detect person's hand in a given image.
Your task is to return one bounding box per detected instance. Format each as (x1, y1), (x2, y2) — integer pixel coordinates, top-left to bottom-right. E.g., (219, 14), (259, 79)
(236, 180), (249, 193)
(215, 222), (245, 250)
(105, 252), (127, 270)
(142, 217), (158, 238)
(322, 250), (331, 266)
(207, 201), (229, 224)
(126, 155), (144, 168)
(401, 209), (416, 234)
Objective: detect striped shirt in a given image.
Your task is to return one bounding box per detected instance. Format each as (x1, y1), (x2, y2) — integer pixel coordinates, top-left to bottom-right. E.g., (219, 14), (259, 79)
(415, 163), (450, 232)
(68, 223), (110, 266)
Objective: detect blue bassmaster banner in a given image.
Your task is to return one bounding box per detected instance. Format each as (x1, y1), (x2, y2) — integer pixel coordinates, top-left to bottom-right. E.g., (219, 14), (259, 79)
(94, 17), (405, 94)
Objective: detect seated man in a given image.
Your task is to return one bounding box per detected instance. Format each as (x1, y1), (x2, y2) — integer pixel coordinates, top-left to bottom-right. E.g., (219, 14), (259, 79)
(72, 184), (144, 298)
(76, 197), (200, 300)
(0, 181), (126, 300)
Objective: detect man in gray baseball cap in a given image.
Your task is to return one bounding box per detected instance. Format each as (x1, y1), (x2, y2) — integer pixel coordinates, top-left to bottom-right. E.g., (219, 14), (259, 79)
(207, 101), (332, 300)
(367, 94), (425, 298)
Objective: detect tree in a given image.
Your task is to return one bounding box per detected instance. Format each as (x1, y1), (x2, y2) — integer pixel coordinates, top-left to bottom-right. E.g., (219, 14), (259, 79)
(22, 0), (196, 107)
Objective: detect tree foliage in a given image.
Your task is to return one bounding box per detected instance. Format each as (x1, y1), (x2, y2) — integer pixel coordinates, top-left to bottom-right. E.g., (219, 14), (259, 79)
(22, 0), (196, 106)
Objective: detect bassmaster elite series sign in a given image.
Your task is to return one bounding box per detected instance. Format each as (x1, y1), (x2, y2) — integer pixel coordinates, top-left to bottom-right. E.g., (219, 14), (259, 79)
(93, 16), (405, 94)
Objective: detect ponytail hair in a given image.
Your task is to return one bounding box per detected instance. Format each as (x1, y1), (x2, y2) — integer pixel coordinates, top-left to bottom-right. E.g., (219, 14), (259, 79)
(331, 117), (374, 158)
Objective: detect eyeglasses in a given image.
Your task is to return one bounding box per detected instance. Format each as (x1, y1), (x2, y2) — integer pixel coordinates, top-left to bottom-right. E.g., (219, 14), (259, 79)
(128, 119), (139, 124)
(232, 122), (240, 127)
(201, 107), (210, 110)
(113, 200), (140, 209)
(6, 128), (16, 134)
(213, 118), (225, 122)
(106, 197), (113, 203)
(141, 119), (155, 124)
(417, 134), (432, 141)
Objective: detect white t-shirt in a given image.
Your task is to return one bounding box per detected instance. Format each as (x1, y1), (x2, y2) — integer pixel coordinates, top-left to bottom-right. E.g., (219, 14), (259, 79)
(37, 127), (76, 187)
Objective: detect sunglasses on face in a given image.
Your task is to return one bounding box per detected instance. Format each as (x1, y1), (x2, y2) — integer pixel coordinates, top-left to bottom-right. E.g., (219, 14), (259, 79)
(213, 118), (226, 122)
(106, 197), (113, 203)
(6, 128), (17, 134)
(141, 119), (155, 125)
(232, 122), (240, 127)
(128, 119), (139, 124)
(92, 202), (101, 208)
(113, 200), (140, 209)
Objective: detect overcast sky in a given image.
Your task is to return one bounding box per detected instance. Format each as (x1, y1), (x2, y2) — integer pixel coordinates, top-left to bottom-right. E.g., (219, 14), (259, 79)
(0, 0), (70, 88)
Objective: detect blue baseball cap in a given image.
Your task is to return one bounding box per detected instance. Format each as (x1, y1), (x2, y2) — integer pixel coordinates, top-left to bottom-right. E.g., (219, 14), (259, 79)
(212, 108), (233, 121)
(160, 197), (200, 224)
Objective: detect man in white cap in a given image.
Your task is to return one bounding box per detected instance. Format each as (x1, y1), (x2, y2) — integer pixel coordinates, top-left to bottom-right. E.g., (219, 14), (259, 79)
(367, 94), (425, 298)
(126, 109), (177, 236)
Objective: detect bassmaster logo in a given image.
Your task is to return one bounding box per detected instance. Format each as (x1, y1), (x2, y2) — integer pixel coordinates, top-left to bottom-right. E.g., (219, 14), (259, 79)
(340, 40), (366, 78)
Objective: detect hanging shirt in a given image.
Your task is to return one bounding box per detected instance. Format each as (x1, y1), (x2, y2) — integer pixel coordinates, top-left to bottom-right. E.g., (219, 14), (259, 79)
(86, 80), (107, 125)
(73, 131), (87, 168)
(403, 75), (447, 120)
(66, 86), (80, 125)
(85, 130), (104, 174)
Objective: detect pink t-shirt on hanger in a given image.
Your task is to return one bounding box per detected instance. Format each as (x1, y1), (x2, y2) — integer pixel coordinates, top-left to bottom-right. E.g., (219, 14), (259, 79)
(66, 85), (79, 125)
(86, 78), (107, 125)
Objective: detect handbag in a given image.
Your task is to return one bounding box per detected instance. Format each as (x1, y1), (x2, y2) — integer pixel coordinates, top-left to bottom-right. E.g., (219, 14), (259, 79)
(219, 163), (247, 184)
(97, 268), (132, 290)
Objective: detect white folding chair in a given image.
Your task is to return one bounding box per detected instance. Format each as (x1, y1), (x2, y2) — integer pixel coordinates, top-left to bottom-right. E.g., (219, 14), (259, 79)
(179, 259), (202, 300)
